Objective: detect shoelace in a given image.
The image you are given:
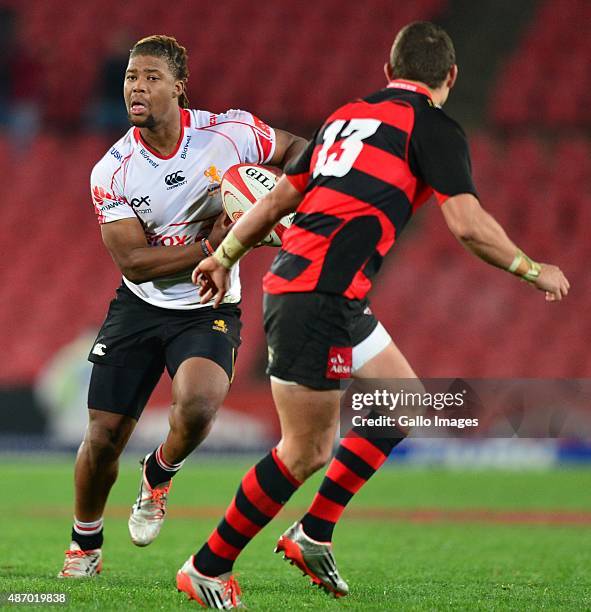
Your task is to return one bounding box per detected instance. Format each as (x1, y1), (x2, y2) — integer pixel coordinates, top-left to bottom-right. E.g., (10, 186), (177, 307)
(61, 549), (90, 574)
(222, 576), (242, 607)
(144, 484), (171, 519)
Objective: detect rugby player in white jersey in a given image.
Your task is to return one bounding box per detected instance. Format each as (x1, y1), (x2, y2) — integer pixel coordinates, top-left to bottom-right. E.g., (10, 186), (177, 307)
(58, 35), (306, 578)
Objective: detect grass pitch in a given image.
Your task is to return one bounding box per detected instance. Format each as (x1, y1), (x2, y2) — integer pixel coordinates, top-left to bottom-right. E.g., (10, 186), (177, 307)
(1, 458), (591, 610)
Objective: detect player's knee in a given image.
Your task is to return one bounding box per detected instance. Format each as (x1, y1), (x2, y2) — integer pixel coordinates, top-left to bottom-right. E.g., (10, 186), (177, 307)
(306, 445), (333, 475)
(171, 389), (220, 436)
(84, 420), (128, 461)
(282, 440), (333, 481)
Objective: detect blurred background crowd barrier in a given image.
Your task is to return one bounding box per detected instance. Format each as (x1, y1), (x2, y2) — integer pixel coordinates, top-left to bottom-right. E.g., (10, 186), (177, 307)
(1, 0), (589, 461)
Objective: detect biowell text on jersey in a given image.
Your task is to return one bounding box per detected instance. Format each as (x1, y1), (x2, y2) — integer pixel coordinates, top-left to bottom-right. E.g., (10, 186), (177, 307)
(180, 135), (192, 159)
(139, 148), (159, 168)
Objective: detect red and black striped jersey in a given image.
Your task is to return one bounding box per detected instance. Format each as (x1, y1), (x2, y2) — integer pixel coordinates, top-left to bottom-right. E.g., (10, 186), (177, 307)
(263, 80), (477, 300)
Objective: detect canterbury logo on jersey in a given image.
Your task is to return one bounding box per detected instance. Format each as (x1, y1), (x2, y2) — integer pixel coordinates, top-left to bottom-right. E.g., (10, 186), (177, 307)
(92, 343), (107, 356)
(164, 171), (186, 188)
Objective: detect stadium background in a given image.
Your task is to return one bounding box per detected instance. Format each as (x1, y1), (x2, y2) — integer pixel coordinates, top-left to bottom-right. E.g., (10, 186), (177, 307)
(1, 1), (591, 609)
(1, 0), (588, 455)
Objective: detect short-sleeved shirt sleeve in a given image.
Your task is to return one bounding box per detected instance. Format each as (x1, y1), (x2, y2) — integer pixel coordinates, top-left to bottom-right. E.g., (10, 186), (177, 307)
(409, 107), (478, 205)
(283, 129), (319, 193)
(90, 159), (136, 225)
(205, 109), (276, 165)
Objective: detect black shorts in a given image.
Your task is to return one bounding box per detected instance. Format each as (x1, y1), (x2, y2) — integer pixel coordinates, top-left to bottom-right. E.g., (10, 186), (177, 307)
(87, 283), (241, 419)
(263, 292), (377, 391)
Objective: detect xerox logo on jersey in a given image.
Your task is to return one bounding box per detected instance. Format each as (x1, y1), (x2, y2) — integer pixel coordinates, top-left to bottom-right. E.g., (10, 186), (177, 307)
(130, 195), (150, 207)
(326, 346), (352, 379)
(130, 195), (152, 214)
(146, 231), (192, 246)
(165, 171), (187, 190)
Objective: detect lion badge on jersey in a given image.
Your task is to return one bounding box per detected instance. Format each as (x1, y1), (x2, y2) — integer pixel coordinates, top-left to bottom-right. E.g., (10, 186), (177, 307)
(204, 165), (222, 193)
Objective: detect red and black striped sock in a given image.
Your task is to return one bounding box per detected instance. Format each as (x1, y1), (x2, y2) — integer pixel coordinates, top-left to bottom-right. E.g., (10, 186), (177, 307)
(194, 448), (301, 576)
(301, 422), (405, 542)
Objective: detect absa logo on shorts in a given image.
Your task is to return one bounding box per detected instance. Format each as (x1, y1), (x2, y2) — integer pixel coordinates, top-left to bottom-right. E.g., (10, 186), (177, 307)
(326, 346), (352, 379)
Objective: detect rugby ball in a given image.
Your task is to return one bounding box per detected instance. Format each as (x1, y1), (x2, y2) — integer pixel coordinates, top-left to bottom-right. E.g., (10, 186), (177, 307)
(221, 164), (293, 247)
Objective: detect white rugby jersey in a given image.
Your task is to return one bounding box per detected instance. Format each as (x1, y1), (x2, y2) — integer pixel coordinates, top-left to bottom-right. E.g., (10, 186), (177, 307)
(91, 107), (276, 309)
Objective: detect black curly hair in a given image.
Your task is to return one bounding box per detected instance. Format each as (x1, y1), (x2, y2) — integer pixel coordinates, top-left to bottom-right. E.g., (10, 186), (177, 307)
(130, 35), (190, 108)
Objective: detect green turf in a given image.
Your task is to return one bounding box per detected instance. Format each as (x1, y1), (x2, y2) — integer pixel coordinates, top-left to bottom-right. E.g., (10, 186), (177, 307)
(1, 459), (591, 610)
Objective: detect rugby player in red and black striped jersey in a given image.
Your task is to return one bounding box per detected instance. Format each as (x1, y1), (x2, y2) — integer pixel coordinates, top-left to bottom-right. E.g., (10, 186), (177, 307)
(179, 22), (569, 607)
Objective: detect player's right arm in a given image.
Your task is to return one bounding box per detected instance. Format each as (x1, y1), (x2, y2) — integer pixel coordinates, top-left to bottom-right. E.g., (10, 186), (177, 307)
(91, 155), (229, 284)
(410, 108), (569, 301)
(440, 194), (569, 301)
(100, 214), (229, 284)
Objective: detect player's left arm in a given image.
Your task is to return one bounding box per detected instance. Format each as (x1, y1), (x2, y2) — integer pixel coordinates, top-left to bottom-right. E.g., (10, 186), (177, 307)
(194, 177), (303, 306)
(267, 128), (308, 169)
(410, 109), (569, 301)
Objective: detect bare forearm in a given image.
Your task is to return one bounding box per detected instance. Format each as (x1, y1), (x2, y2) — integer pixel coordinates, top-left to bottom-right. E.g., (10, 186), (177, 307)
(442, 194), (536, 277)
(117, 243), (203, 284)
(233, 192), (285, 248)
(456, 208), (519, 270)
(213, 177), (303, 269)
(440, 193), (571, 300)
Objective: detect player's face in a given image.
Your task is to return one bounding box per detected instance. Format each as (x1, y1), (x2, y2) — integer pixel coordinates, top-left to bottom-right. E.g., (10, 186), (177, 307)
(124, 54), (182, 128)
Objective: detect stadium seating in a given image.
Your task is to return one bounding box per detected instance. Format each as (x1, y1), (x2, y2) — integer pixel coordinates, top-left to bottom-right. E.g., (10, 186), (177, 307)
(491, 0), (591, 127)
(0, 131), (589, 387)
(1, 0), (589, 397)
(9, 0), (445, 130)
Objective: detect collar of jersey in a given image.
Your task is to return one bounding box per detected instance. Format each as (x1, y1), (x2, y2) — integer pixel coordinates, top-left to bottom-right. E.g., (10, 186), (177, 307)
(133, 108), (191, 160)
(387, 79), (433, 100)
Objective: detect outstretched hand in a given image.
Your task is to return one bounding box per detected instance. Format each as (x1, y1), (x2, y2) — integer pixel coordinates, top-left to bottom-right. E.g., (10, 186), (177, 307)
(533, 264), (570, 301)
(192, 256), (230, 308)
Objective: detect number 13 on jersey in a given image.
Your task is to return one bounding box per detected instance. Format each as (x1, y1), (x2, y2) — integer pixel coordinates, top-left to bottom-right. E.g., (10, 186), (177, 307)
(313, 118), (381, 178)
